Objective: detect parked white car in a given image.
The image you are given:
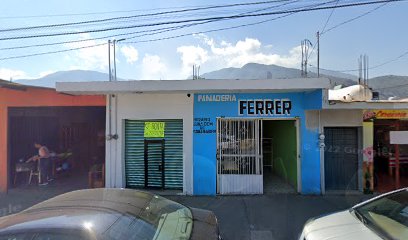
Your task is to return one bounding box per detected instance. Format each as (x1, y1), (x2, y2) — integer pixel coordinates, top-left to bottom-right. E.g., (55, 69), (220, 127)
(300, 188), (408, 240)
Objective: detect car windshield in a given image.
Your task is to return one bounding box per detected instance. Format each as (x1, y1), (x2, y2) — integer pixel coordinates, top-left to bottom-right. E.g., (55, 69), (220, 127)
(353, 190), (408, 240)
(101, 194), (193, 240)
(0, 192), (193, 240)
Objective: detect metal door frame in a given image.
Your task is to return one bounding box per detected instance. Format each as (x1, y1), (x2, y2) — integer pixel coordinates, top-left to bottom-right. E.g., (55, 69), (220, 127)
(216, 118), (263, 194)
(144, 139), (165, 189)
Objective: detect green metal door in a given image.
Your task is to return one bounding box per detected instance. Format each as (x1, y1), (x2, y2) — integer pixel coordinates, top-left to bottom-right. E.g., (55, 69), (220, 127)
(125, 119), (183, 189)
(145, 140), (164, 188)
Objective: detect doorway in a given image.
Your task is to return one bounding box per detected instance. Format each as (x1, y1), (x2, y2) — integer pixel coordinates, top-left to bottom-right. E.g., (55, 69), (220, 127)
(9, 106), (106, 190)
(216, 118), (263, 194)
(262, 120), (298, 194)
(124, 119), (183, 191)
(373, 120), (408, 193)
(144, 140), (165, 189)
(324, 127), (359, 191)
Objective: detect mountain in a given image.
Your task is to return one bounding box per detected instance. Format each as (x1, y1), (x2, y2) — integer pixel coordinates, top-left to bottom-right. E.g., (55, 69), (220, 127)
(368, 75), (408, 100)
(201, 63), (303, 80)
(200, 63), (408, 99)
(309, 67), (358, 81)
(201, 63), (357, 88)
(15, 70), (121, 88)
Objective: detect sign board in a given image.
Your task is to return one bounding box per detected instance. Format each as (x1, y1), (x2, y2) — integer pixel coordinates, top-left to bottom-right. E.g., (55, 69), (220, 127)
(364, 110), (408, 121)
(144, 122), (165, 138)
(390, 131), (408, 144)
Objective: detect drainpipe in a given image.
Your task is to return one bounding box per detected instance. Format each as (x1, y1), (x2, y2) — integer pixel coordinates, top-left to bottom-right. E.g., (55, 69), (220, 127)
(107, 40), (113, 188)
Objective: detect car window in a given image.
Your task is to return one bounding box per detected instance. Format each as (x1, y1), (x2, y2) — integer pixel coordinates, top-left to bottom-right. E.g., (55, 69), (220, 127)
(0, 232), (86, 240)
(0, 233), (32, 240)
(355, 190), (408, 239)
(101, 195), (193, 240)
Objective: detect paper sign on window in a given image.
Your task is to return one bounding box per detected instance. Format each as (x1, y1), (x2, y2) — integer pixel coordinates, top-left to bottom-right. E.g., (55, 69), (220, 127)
(144, 122), (165, 138)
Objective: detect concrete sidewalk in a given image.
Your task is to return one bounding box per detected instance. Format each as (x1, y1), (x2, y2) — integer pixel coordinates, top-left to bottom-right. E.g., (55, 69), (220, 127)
(1, 187), (373, 240)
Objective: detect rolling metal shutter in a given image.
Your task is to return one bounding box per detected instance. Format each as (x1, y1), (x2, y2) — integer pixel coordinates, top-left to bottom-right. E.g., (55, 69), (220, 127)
(125, 119), (183, 189)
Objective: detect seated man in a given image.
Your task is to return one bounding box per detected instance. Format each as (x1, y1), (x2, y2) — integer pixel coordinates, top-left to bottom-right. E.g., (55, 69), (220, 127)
(27, 142), (53, 186)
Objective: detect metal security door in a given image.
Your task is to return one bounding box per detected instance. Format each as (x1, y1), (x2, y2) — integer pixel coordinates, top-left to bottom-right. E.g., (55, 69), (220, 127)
(216, 118), (263, 194)
(144, 140), (165, 189)
(324, 127), (359, 191)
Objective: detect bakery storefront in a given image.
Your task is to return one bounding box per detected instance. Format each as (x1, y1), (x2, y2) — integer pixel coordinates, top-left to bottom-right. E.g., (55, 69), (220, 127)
(193, 91), (323, 195)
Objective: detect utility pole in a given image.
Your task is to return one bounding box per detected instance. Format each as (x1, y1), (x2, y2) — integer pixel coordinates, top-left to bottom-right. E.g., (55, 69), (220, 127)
(317, 31), (320, 78)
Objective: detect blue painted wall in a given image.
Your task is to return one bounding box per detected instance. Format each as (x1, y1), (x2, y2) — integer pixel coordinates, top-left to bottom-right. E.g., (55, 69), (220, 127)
(193, 90), (322, 195)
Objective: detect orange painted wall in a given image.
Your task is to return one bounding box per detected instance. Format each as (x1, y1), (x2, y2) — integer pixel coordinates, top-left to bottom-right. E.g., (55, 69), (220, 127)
(0, 87), (106, 192)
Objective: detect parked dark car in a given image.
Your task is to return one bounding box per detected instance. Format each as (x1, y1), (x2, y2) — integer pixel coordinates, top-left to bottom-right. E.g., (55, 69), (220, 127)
(0, 188), (221, 240)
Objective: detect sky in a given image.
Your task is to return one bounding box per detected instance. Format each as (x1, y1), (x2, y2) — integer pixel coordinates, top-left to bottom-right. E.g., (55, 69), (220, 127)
(0, 0), (407, 81)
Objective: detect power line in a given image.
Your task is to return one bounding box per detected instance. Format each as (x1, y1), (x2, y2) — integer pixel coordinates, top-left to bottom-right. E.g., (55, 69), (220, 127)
(0, 4), (229, 19)
(0, 24), (193, 51)
(0, 0), (403, 41)
(0, 0), (403, 62)
(0, 0), (292, 32)
(308, 0), (393, 59)
(0, 0), (300, 51)
(320, 1), (389, 35)
(122, 0), (336, 44)
(375, 82), (408, 90)
(0, 1), (326, 61)
(321, 0), (339, 34)
(333, 49), (408, 73)
(307, 0), (339, 59)
(0, 43), (107, 61)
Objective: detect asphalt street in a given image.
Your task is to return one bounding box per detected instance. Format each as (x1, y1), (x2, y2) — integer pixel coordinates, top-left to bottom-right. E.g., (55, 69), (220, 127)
(168, 193), (373, 240)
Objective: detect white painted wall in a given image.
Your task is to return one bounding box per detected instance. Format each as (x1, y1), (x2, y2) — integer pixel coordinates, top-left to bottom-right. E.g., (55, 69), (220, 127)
(306, 109), (363, 130)
(105, 93), (194, 194)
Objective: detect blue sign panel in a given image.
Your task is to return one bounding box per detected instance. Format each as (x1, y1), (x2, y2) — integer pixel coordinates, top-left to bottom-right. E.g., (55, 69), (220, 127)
(193, 90), (322, 195)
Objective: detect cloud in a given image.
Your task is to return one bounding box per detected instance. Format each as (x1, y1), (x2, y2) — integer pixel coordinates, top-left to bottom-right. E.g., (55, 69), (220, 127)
(0, 68), (28, 80)
(141, 54), (168, 79)
(201, 36), (301, 68)
(121, 45), (139, 64)
(64, 33), (108, 70)
(176, 45), (208, 76)
(175, 35), (302, 78)
(38, 70), (56, 78)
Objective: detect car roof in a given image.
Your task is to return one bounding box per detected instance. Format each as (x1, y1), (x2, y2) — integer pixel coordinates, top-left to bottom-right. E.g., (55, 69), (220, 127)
(353, 187), (408, 209)
(0, 189), (165, 237)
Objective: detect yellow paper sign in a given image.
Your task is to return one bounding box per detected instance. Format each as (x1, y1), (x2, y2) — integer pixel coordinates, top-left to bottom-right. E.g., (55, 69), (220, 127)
(144, 122), (165, 138)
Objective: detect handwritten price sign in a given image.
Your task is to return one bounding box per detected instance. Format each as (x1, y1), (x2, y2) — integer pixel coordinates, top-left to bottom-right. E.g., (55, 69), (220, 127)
(144, 122), (165, 138)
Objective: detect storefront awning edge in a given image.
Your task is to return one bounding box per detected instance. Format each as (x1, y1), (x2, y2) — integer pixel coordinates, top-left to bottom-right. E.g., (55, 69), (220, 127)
(56, 78), (330, 95)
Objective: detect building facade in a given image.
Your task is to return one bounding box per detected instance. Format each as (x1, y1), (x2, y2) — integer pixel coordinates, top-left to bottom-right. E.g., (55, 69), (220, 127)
(57, 78), (330, 195)
(0, 80), (105, 193)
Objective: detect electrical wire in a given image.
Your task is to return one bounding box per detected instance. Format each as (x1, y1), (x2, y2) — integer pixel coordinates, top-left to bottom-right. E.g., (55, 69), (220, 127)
(0, 0), (403, 41)
(332, 50), (408, 73)
(122, 0), (335, 44)
(0, 0), (404, 62)
(321, 0), (339, 34)
(0, 43), (107, 61)
(306, 0), (340, 60)
(0, 0), (329, 61)
(308, 0), (393, 59)
(0, 0), (293, 32)
(0, 0), (300, 51)
(320, 1), (389, 35)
